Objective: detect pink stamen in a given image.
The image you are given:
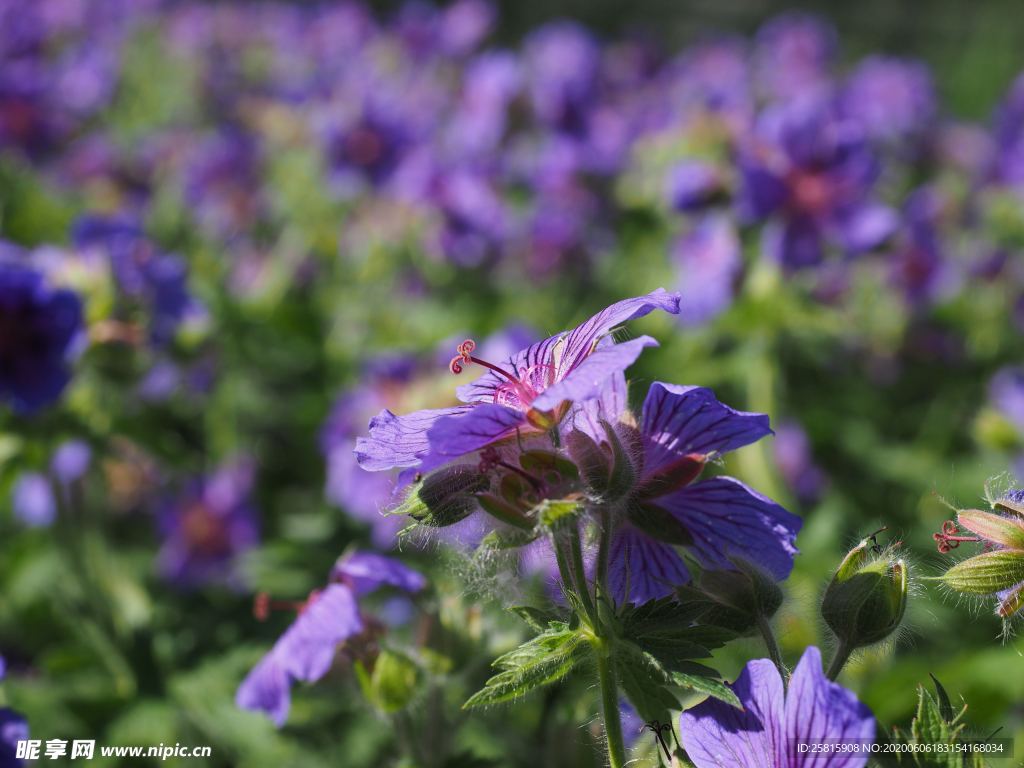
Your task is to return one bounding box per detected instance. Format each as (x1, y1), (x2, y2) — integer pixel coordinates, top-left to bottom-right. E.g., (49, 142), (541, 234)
(449, 339), (521, 384)
(252, 589), (322, 621)
(933, 520), (981, 554)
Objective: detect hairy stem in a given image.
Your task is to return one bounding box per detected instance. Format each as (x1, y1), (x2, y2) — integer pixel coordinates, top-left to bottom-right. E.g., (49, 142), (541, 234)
(595, 648), (627, 768)
(553, 537), (577, 607)
(569, 524), (597, 627)
(825, 642), (853, 682)
(756, 613), (787, 686)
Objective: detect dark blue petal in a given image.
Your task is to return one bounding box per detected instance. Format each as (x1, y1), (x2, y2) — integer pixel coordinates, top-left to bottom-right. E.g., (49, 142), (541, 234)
(607, 525), (690, 605)
(784, 647), (875, 766)
(656, 476), (801, 579)
(641, 383), (772, 474)
(678, 657), (784, 767)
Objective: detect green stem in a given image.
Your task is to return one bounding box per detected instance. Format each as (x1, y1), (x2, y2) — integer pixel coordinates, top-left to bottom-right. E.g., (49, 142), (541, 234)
(595, 649), (627, 768)
(825, 642), (853, 682)
(553, 536), (577, 605)
(756, 614), (786, 686)
(569, 524), (597, 627)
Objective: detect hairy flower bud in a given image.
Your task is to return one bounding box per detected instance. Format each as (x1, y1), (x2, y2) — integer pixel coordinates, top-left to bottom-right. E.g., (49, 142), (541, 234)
(821, 532), (908, 649)
(678, 557), (785, 634)
(389, 465), (491, 527)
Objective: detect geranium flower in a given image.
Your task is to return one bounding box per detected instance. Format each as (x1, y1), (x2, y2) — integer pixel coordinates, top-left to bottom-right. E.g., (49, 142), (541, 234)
(235, 552), (426, 727)
(609, 383), (802, 604)
(678, 646), (875, 767)
(355, 289), (680, 486)
(0, 263), (83, 414)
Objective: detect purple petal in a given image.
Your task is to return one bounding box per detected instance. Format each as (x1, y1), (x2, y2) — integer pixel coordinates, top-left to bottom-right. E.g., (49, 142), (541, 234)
(674, 216), (742, 326)
(531, 335), (659, 412)
(678, 657), (784, 768)
(641, 383), (773, 474)
(738, 161), (788, 221)
(417, 403), (527, 474)
(50, 439), (91, 483)
(784, 646), (875, 766)
(236, 652), (292, 728)
(456, 290), (680, 405)
(770, 215), (824, 270)
(332, 551), (427, 596)
(11, 472), (56, 528)
(275, 584), (363, 683)
(835, 202), (899, 254)
(563, 369), (628, 444)
(655, 476), (801, 579)
(355, 405), (472, 471)
(607, 525), (690, 605)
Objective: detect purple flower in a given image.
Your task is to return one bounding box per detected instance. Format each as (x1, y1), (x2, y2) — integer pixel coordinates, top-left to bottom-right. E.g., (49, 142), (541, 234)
(523, 22), (599, 137)
(608, 383), (801, 605)
(989, 367), (1024, 435)
(155, 458), (259, 589)
(445, 51), (520, 158)
(182, 131), (264, 238)
(753, 13), (837, 103)
(678, 646), (875, 767)
(772, 420), (826, 505)
(355, 290), (680, 486)
(326, 331), (537, 547)
(11, 472), (55, 527)
(841, 56), (936, 144)
(673, 216), (742, 326)
(665, 161), (727, 213)
(0, 264), (83, 413)
(890, 186), (948, 303)
(236, 552), (425, 727)
(0, 706), (29, 768)
(739, 98), (899, 270)
(993, 70), (1024, 188)
(50, 439), (91, 484)
(72, 216), (193, 346)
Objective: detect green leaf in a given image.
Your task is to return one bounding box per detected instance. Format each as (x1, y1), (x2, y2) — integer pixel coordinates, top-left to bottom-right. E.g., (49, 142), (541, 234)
(614, 651), (680, 724)
(929, 674), (954, 723)
(669, 671), (742, 709)
(463, 624), (589, 708)
(618, 595), (737, 672)
(508, 605), (566, 633)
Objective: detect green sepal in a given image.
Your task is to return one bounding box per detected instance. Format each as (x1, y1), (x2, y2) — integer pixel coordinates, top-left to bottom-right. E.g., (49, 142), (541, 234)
(531, 498), (583, 530)
(940, 550), (1024, 594)
(477, 493), (536, 530)
(627, 500), (694, 546)
(603, 420), (639, 501)
(388, 464), (490, 527)
(355, 649), (421, 714)
(518, 450), (580, 485)
(565, 429), (611, 494)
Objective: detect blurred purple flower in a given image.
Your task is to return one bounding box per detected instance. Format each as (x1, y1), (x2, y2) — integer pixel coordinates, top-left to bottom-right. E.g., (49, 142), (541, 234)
(183, 131), (264, 238)
(446, 51), (520, 158)
(524, 21), (599, 137)
(673, 215), (742, 326)
(11, 472), (56, 527)
(679, 646), (875, 767)
(841, 56), (936, 144)
(890, 186), (948, 303)
(155, 458), (259, 589)
(0, 706), (29, 768)
(772, 420), (826, 504)
(740, 98), (899, 269)
(0, 263), (83, 413)
(72, 216), (193, 346)
(236, 551), (425, 727)
(609, 383), (801, 605)
(989, 367), (1024, 435)
(665, 160), (726, 212)
(993, 70), (1024, 188)
(50, 439), (91, 484)
(437, 0), (495, 57)
(753, 12), (837, 103)
(356, 290), (680, 486)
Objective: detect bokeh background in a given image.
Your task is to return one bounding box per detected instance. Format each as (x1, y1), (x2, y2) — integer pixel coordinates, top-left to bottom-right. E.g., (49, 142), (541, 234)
(2, 0), (1024, 765)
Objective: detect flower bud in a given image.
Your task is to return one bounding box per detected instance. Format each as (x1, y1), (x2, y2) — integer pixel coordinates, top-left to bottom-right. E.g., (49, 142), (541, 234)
(821, 532), (908, 649)
(677, 557), (784, 634)
(389, 465), (490, 527)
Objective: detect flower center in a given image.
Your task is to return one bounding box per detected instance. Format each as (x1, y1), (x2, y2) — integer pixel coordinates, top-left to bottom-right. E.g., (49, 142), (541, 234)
(180, 503), (231, 556)
(449, 339), (555, 410)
